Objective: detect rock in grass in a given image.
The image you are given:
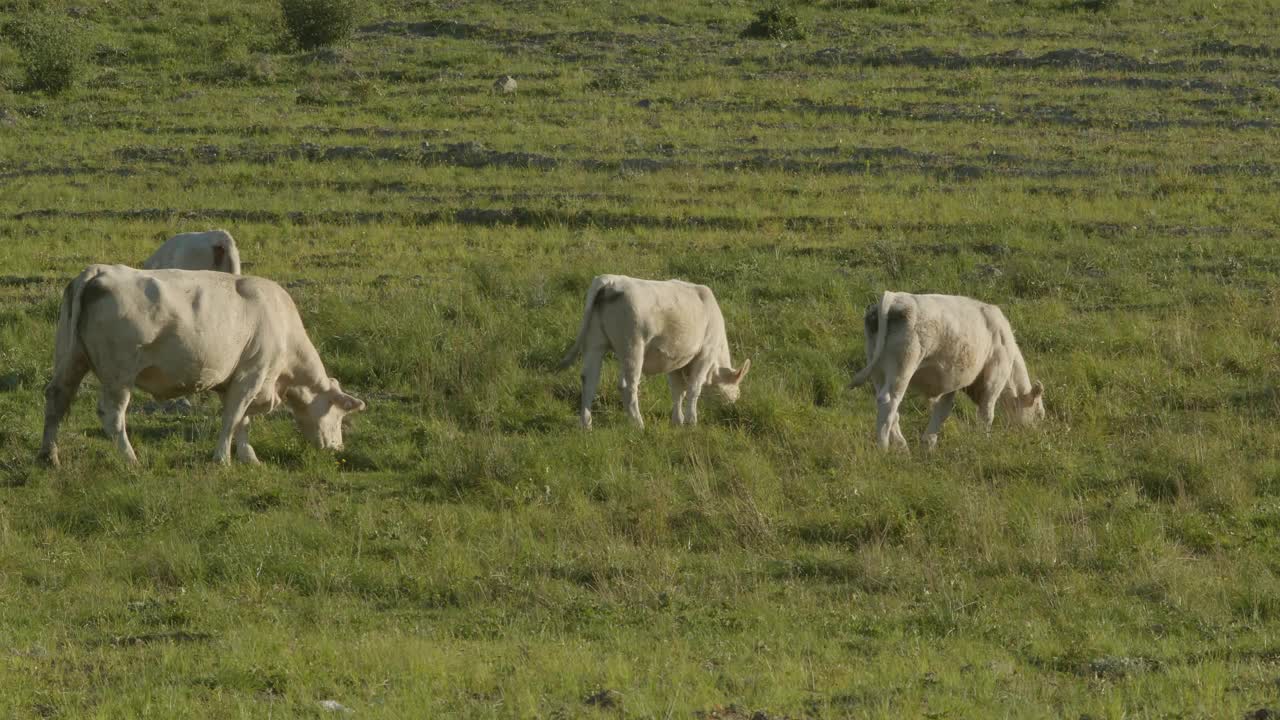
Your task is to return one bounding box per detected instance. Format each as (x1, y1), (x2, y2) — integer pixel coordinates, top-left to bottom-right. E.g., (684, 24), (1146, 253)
(494, 75), (517, 94)
(318, 699), (352, 714)
(584, 689), (621, 708)
(1087, 655), (1150, 678)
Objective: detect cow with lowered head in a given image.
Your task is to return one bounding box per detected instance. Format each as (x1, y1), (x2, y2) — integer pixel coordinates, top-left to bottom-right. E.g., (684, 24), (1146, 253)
(850, 291), (1045, 451)
(557, 274), (750, 429)
(39, 264), (366, 467)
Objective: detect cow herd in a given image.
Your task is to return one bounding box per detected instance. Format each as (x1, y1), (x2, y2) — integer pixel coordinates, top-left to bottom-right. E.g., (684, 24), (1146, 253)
(35, 229), (1047, 467)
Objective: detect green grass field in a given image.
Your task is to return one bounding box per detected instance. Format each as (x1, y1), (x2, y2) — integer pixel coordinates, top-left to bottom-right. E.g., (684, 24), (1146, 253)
(3, 0), (1280, 716)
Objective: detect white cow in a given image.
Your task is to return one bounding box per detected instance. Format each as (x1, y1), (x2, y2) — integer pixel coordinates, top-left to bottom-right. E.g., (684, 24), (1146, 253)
(144, 229), (242, 274)
(557, 274), (750, 429)
(38, 264), (366, 467)
(851, 291), (1044, 450)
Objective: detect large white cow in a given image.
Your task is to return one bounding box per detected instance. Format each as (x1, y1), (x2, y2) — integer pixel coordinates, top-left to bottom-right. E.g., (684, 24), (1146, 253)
(851, 291), (1044, 450)
(38, 264), (366, 467)
(144, 229), (242, 274)
(557, 274), (750, 429)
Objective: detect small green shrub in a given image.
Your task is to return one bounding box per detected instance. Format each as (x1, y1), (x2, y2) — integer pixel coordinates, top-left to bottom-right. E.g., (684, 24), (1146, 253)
(4, 13), (87, 93)
(742, 4), (807, 41)
(220, 52), (278, 85)
(586, 69), (632, 93)
(279, 0), (359, 50)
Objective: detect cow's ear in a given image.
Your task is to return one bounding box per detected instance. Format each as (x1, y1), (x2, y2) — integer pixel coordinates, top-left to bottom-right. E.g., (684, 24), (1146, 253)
(333, 391), (366, 413)
(1028, 380), (1044, 402)
(324, 379), (365, 412)
(734, 359), (752, 384)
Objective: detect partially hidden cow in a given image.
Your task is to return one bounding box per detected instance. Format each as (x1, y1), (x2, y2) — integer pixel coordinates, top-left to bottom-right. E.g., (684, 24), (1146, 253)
(850, 291), (1044, 450)
(557, 274), (750, 429)
(144, 229), (242, 274)
(38, 264), (366, 467)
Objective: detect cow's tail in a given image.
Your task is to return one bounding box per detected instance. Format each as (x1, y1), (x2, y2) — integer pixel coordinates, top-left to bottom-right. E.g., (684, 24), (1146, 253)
(52, 266), (108, 377)
(850, 290), (895, 387)
(556, 275), (611, 370)
(212, 229), (242, 275)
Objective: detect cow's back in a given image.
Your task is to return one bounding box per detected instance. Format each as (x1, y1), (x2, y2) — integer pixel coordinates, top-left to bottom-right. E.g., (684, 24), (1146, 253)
(608, 277), (715, 336)
(78, 267), (270, 396)
(589, 276), (723, 374)
(897, 294), (1002, 395)
(144, 230), (239, 273)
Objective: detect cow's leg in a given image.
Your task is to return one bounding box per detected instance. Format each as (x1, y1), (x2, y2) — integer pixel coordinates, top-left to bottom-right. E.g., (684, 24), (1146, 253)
(579, 347), (606, 430)
(618, 342), (645, 429)
(233, 416), (259, 464)
(978, 357), (1014, 431)
(682, 365), (708, 427)
(874, 389), (895, 450)
(875, 369), (907, 450)
(684, 383), (705, 427)
(921, 392), (957, 451)
(875, 352), (919, 452)
(890, 416), (910, 449)
(667, 372), (687, 425)
(97, 385), (138, 466)
(38, 358), (91, 468)
(215, 376), (264, 464)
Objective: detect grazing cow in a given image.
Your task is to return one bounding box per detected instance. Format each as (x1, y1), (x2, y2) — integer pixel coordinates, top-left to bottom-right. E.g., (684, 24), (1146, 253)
(38, 265), (366, 467)
(144, 229), (242, 274)
(850, 291), (1044, 450)
(557, 274), (750, 429)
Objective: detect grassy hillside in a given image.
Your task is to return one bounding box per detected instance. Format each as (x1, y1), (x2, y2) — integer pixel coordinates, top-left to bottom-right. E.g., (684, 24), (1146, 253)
(3, 0), (1280, 716)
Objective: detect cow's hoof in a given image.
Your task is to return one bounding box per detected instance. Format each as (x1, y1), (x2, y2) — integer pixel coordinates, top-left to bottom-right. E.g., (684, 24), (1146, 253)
(37, 449), (59, 469)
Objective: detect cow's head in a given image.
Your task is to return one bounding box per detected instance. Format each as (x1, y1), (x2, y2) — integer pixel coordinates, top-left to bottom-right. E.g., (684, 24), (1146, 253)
(1005, 380), (1045, 426)
(713, 359), (751, 403)
(288, 378), (367, 450)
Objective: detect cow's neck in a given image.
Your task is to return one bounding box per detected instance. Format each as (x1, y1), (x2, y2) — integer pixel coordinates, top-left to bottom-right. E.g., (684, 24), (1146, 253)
(1008, 352), (1033, 397)
(289, 342), (331, 394)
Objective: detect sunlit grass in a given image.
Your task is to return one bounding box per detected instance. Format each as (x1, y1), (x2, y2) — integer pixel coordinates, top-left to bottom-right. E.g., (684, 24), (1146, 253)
(2, 0), (1280, 717)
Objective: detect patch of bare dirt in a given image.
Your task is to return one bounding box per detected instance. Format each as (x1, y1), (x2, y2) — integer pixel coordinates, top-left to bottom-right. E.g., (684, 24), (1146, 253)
(359, 19), (638, 49)
(696, 705), (781, 720)
(104, 631), (213, 647)
(1192, 163), (1279, 177)
(1196, 40), (1280, 59)
(810, 45), (1224, 72)
(746, 97), (1273, 131)
(1074, 75), (1252, 97)
(100, 138), (1106, 180)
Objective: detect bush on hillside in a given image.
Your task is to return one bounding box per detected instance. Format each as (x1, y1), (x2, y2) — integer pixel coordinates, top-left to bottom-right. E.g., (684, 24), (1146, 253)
(280, 0), (359, 50)
(741, 4), (807, 41)
(4, 13), (87, 93)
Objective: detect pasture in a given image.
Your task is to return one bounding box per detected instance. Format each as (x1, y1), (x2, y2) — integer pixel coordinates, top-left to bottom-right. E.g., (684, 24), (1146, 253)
(3, 0), (1280, 716)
